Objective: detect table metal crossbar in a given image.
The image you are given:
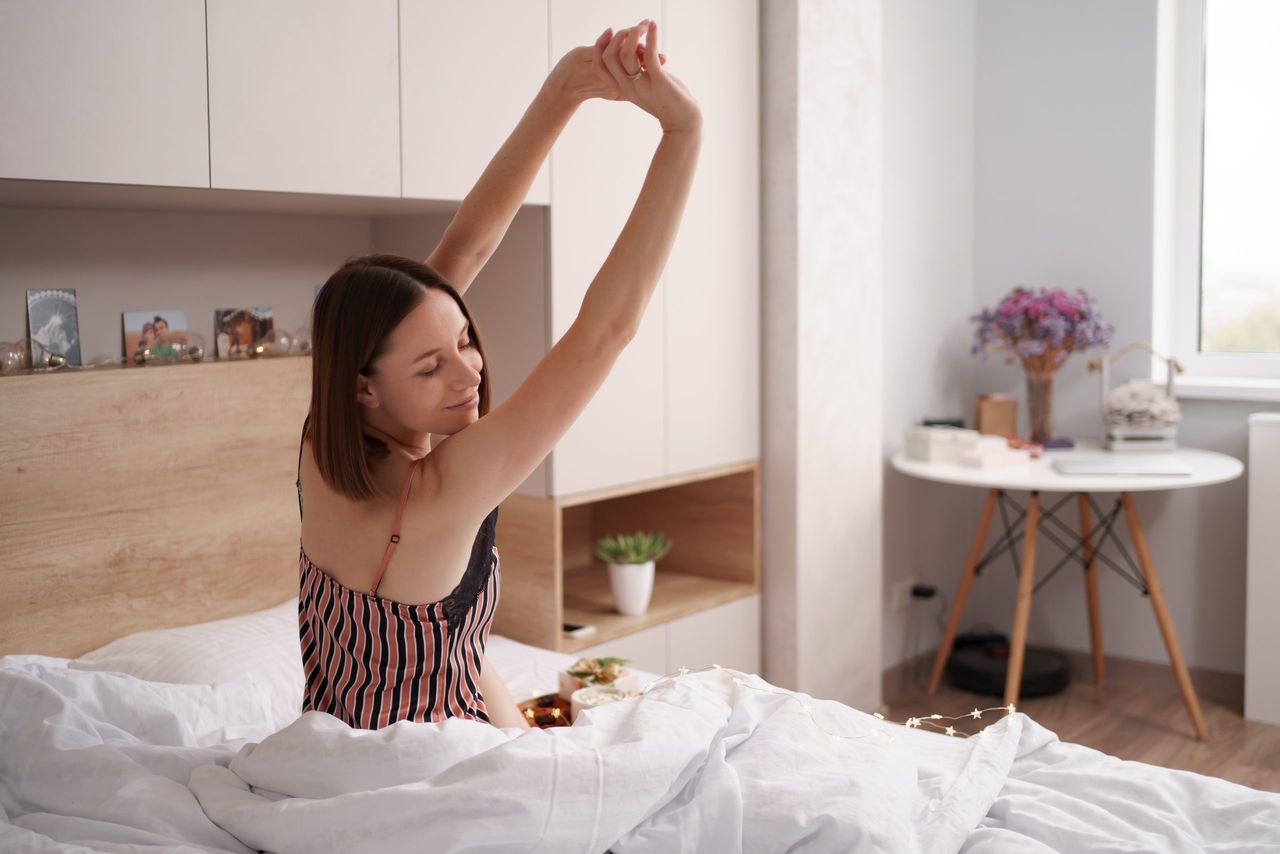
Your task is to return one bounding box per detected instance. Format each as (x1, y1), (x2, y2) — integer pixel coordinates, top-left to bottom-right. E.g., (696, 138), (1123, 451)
(973, 490), (1149, 597)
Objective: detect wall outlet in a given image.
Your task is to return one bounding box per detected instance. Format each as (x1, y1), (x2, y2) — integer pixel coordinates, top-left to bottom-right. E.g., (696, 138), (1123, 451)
(891, 577), (919, 609)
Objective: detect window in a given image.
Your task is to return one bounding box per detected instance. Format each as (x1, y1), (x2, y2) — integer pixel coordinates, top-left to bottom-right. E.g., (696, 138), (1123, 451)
(1157, 0), (1280, 398)
(1200, 0), (1280, 355)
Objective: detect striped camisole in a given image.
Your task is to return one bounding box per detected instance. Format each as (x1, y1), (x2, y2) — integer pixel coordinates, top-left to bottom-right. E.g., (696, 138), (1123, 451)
(295, 418), (501, 729)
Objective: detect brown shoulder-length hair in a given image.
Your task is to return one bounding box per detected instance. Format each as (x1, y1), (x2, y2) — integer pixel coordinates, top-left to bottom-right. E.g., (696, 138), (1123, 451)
(305, 253), (491, 502)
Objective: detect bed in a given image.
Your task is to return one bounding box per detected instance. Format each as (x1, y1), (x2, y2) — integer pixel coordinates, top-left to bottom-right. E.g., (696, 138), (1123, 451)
(2, 359), (1278, 852)
(2, 598), (1278, 853)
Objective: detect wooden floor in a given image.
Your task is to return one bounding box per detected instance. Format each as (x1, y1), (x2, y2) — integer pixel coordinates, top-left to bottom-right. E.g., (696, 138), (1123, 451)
(884, 650), (1280, 793)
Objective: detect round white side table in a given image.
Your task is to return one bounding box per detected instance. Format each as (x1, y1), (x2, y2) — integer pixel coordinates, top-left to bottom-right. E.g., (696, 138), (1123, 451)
(890, 444), (1244, 741)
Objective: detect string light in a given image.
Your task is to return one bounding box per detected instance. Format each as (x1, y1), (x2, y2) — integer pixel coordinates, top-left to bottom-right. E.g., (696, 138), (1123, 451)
(631, 663), (1017, 743)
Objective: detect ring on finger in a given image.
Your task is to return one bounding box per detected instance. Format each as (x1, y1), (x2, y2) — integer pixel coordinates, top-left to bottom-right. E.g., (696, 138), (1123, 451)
(625, 68), (643, 79)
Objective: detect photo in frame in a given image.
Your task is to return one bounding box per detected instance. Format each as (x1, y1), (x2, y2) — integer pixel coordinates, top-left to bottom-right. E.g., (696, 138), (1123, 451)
(26, 288), (82, 366)
(214, 307), (274, 359)
(122, 309), (192, 366)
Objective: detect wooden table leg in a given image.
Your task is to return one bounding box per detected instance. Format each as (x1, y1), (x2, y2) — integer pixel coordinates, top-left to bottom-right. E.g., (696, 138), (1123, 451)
(1004, 492), (1040, 709)
(1079, 493), (1105, 685)
(1121, 492), (1209, 741)
(928, 488), (998, 694)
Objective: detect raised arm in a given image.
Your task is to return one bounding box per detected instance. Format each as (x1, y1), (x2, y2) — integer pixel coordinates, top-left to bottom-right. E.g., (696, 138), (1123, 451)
(427, 26), (664, 295)
(427, 18), (702, 520)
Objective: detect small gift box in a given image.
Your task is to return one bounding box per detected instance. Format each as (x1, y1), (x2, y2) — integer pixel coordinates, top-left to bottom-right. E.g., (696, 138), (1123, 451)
(958, 435), (1032, 468)
(558, 656), (641, 702)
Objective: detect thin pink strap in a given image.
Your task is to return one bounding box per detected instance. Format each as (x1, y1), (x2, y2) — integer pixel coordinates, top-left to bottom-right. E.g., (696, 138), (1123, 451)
(370, 458), (419, 596)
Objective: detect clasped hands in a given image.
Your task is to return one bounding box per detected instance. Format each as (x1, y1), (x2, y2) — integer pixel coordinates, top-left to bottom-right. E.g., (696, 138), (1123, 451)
(549, 18), (701, 133)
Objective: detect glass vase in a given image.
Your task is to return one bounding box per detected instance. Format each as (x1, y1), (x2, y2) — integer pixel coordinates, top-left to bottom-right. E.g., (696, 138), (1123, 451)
(1025, 370), (1055, 444)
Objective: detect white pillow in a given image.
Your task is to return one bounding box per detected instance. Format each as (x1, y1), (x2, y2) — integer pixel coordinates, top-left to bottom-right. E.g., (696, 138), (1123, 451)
(68, 600), (659, 727)
(70, 597), (304, 731)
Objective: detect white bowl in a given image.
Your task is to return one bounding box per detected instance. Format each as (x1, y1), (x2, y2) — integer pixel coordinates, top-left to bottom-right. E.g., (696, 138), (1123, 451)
(570, 684), (633, 722)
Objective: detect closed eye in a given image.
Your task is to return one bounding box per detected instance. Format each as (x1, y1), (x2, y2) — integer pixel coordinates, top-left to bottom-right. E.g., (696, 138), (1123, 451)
(419, 337), (475, 376)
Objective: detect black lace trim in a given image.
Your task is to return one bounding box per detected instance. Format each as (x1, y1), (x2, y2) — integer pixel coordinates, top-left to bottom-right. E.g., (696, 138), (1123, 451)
(296, 414), (309, 521)
(442, 504), (500, 623)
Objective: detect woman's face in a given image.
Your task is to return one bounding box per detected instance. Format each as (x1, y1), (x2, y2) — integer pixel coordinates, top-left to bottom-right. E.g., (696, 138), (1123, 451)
(358, 289), (483, 436)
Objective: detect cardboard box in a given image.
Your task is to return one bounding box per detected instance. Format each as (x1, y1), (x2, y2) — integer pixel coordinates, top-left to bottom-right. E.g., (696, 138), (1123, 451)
(975, 393), (1017, 438)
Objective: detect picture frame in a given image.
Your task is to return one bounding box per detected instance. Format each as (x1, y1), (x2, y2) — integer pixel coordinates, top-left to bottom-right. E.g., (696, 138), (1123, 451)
(214, 307), (274, 359)
(26, 288), (82, 367)
(122, 309), (192, 366)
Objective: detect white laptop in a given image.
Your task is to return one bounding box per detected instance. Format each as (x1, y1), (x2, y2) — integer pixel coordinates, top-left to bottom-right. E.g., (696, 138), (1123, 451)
(1052, 455), (1193, 477)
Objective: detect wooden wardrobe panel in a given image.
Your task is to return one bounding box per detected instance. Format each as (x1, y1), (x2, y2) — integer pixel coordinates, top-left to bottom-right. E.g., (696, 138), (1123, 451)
(0, 358), (311, 657)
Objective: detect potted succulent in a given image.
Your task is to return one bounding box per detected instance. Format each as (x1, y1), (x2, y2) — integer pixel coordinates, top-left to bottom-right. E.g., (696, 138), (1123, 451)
(592, 530), (673, 616)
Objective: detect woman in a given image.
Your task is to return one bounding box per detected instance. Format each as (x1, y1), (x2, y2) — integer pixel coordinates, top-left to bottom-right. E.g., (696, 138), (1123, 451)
(134, 321), (156, 360)
(296, 18), (700, 732)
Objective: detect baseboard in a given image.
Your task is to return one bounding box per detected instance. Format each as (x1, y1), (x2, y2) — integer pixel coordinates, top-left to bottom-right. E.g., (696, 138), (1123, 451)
(883, 644), (1244, 711)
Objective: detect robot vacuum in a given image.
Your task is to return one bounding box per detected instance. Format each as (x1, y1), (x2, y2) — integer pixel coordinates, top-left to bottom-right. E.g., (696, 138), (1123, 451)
(945, 632), (1070, 698)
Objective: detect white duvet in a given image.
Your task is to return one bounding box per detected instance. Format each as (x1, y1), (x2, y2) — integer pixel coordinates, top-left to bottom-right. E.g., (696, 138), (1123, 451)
(1, 655), (1277, 853)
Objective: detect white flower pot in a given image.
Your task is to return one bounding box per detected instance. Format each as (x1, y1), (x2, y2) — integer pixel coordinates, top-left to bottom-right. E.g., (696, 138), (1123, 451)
(608, 560), (655, 616)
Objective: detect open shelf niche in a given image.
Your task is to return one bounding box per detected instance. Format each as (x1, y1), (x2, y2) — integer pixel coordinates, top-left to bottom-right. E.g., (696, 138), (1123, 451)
(491, 461), (760, 655)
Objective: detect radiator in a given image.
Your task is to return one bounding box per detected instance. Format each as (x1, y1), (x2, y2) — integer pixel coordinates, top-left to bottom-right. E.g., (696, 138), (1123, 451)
(1245, 412), (1280, 726)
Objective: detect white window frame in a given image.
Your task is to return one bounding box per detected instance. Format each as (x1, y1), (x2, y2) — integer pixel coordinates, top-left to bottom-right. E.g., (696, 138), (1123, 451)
(1153, 0), (1280, 401)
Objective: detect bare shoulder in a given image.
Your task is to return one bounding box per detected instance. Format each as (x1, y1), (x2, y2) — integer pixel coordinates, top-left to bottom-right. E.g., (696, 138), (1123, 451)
(300, 436), (470, 530)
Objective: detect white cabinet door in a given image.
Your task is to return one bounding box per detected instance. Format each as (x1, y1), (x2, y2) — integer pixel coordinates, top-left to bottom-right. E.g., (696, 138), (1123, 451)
(206, 0), (400, 197)
(663, 0), (760, 476)
(400, 1), (550, 204)
(0, 0), (208, 187)
(573, 623), (667, 676)
(547, 0), (666, 496)
(666, 594), (761, 676)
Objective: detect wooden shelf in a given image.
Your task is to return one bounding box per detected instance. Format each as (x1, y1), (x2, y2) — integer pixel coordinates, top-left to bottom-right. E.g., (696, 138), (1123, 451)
(560, 566), (757, 654)
(491, 462), (761, 655)
(0, 352), (312, 381)
(556, 460), (758, 508)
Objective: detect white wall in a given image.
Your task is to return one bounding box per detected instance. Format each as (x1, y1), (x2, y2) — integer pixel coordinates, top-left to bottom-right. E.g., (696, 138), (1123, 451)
(883, 0), (1280, 675)
(971, 0), (1159, 443)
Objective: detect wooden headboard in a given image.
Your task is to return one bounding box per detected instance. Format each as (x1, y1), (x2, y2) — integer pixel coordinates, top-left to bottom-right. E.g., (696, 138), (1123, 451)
(0, 357), (311, 657)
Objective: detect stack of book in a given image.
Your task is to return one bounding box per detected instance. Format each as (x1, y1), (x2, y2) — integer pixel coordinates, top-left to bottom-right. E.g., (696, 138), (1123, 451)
(903, 426), (980, 463)
(1105, 424), (1178, 452)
